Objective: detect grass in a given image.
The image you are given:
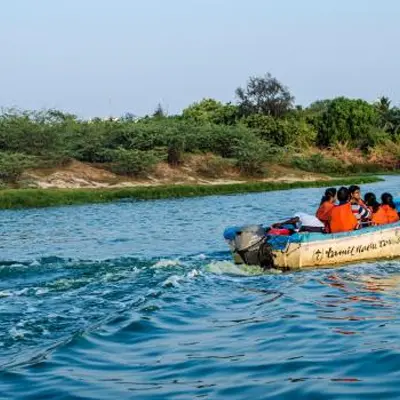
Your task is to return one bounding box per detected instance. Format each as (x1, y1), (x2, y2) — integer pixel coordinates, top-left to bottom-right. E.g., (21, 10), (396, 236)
(0, 176), (383, 210)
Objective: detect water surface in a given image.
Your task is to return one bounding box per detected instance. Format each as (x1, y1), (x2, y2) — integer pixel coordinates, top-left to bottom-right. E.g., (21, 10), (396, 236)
(1, 176), (400, 399)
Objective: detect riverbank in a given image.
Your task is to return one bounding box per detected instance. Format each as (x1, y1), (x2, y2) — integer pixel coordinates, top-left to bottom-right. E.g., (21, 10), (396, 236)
(18, 159), (331, 189)
(0, 176), (382, 209)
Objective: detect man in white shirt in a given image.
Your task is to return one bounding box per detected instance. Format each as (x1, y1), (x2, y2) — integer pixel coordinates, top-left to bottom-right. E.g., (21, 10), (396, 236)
(273, 212), (325, 233)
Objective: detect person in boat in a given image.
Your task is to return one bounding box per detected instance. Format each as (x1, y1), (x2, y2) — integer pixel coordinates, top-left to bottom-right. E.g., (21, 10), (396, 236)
(364, 192), (380, 214)
(272, 211), (325, 233)
(328, 186), (359, 233)
(371, 192), (400, 225)
(348, 185), (371, 223)
(316, 187), (337, 226)
(349, 185), (367, 206)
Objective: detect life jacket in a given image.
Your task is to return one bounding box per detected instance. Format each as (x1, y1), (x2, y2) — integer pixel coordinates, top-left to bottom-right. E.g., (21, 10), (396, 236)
(316, 201), (335, 224)
(371, 205), (400, 225)
(268, 228), (291, 236)
(329, 203), (358, 233)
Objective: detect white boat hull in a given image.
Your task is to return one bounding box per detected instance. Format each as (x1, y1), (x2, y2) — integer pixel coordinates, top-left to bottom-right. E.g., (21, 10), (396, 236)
(272, 224), (400, 269)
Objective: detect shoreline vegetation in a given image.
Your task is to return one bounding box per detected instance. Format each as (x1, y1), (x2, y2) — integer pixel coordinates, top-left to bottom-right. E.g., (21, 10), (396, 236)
(0, 176), (382, 209)
(0, 72), (399, 208)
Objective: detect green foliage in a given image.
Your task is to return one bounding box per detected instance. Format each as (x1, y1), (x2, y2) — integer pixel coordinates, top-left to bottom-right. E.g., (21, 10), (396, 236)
(302, 99), (332, 132)
(153, 103), (167, 118)
(67, 120), (120, 162)
(363, 126), (392, 148)
(0, 110), (64, 156)
(373, 97), (400, 136)
(232, 137), (270, 176)
(242, 114), (317, 147)
(35, 153), (72, 169)
(289, 153), (385, 175)
(317, 97), (379, 148)
(0, 73), (398, 183)
(375, 96), (391, 116)
(182, 98), (238, 125)
(194, 124), (263, 158)
(290, 153), (346, 174)
(347, 162), (385, 174)
(0, 152), (37, 183)
(236, 73), (294, 117)
(167, 134), (185, 166)
(109, 149), (161, 177)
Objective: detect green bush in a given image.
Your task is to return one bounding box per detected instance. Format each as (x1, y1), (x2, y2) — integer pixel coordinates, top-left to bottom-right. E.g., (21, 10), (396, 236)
(167, 135), (185, 166)
(0, 109), (74, 156)
(233, 138), (270, 176)
(290, 153), (346, 174)
(109, 149), (161, 177)
(0, 92), (396, 181)
(67, 120), (119, 162)
(36, 152), (73, 169)
(317, 97), (379, 148)
(115, 120), (267, 162)
(0, 152), (37, 183)
(110, 148), (160, 177)
(242, 114), (317, 147)
(182, 98), (239, 125)
(195, 124), (267, 158)
(348, 162), (385, 174)
(361, 126), (392, 149)
(290, 153), (388, 175)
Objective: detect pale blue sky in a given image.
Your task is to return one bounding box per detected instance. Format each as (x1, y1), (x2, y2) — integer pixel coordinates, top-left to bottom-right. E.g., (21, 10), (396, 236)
(0, 0), (398, 118)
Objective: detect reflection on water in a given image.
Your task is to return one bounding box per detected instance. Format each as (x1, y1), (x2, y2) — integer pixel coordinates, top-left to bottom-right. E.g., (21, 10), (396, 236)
(1, 176), (400, 398)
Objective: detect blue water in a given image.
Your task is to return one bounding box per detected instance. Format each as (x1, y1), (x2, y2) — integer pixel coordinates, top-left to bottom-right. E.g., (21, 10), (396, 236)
(1, 177), (400, 399)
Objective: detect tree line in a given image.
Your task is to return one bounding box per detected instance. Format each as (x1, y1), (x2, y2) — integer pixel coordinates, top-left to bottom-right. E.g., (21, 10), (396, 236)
(1, 73), (400, 183)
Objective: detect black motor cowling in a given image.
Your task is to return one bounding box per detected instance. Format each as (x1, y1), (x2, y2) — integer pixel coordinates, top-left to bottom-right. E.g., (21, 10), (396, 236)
(224, 225), (274, 269)
(237, 241), (274, 270)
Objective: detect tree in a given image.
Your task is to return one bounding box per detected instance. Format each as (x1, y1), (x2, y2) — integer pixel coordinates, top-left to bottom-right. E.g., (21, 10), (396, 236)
(302, 99), (333, 133)
(317, 97), (379, 148)
(45, 109), (77, 124)
(121, 112), (137, 122)
(235, 73), (294, 118)
(182, 98), (238, 125)
(375, 96), (391, 115)
(153, 103), (166, 118)
(306, 99), (333, 114)
(373, 96), (400, 135)
(243, 114), (316, 147)
(384, 107), (400, 136)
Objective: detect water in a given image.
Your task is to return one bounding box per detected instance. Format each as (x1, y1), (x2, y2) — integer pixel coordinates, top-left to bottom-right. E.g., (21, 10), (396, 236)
(1, 177), (400, 399)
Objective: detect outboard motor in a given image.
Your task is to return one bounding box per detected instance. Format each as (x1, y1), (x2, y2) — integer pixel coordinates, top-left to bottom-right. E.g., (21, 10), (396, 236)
(223, 225), (274, 269)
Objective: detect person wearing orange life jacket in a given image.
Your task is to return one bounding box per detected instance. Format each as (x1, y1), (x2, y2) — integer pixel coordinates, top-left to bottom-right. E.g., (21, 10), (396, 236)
(363, 192), (381, 227)
(316, 187), (337, 226)
(371, 193), (400, 225)
(364, 192), (380, 215)
(328, 187), (359, 233)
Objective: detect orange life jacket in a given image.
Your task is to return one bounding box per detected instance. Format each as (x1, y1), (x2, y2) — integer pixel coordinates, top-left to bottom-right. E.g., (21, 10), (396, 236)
(316, 201), (335, 224)
(329, 203), (358, 233)
(371, 205), (399, 225)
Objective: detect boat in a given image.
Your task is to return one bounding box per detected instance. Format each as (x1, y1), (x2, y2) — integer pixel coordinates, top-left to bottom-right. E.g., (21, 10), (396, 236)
(223, 219), (400, 271)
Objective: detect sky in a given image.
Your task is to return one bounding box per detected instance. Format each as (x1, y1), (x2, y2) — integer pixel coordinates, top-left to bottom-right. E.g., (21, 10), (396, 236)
(0, 0), (399, 118)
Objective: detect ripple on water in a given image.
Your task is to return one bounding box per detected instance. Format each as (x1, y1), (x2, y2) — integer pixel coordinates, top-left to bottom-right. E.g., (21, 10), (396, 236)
(1, 177), (400, 398)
